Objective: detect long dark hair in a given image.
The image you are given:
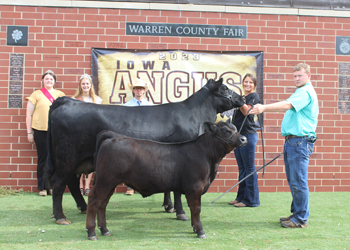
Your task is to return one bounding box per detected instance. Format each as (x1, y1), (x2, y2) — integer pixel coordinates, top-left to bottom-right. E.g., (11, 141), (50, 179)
(242, 73), (257, 89)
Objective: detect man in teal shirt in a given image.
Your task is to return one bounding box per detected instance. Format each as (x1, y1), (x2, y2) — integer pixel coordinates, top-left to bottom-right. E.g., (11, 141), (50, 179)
(251, 63), (319, 228)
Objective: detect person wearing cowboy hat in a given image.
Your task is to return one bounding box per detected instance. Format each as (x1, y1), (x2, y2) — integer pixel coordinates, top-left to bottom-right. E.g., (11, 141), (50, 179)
(124, 79), (153, 195)
(124, 79), (152, 107)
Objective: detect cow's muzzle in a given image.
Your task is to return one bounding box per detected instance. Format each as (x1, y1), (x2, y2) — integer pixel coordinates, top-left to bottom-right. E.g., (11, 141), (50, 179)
(238, 136), (247, 147)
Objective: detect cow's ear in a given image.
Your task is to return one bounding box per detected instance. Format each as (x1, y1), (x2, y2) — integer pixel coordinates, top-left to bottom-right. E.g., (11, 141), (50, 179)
(204, 122), (215, 132)
(211, 78), (223, 91)
(205, 78), (222, 91)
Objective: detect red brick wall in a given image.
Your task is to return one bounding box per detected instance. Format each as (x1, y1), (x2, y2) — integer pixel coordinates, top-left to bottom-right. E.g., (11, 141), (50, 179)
(1, 4), (350, 193)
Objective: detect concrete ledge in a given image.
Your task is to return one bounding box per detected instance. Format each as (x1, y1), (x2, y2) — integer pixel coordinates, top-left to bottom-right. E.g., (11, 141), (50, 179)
(1, 0), (350, 17)
(225, 6), (298, 15)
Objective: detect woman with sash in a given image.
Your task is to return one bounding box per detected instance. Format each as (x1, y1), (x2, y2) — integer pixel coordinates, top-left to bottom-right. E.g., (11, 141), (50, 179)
(26, 70), (66, 196)
(73, 73), (102, 196)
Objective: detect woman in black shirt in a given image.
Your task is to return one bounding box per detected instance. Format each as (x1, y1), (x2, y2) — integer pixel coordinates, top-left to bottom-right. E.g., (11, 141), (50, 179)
(229, 73), (260, 207)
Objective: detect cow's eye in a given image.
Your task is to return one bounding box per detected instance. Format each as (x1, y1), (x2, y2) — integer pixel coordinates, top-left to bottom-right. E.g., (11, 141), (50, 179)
(224, 128), (232, 136)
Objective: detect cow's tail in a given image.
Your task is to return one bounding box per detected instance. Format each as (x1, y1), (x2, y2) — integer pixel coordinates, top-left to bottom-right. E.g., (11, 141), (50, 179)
(44, 97), (68, 188)
(44, 115), (54, 189)
(94, 130), (116, 166)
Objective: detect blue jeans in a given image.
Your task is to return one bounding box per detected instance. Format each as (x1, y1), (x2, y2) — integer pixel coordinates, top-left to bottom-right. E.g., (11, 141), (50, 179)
(234, 133), (260, 207)
(284, 136), (315, 224)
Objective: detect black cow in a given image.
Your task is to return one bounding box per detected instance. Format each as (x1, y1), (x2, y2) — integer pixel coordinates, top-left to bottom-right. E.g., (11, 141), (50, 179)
(46, 78), (245, 225)
(86, 121), (247, 240)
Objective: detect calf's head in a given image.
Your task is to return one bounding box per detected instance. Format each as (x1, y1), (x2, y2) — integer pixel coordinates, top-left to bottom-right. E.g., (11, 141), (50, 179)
(205, 78), (245, 112)
(204, 121), (247, 150)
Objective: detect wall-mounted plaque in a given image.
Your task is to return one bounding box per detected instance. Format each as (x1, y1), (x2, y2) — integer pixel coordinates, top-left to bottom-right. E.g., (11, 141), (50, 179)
(9, 81), (23, 94)
(8, 95), (22, 108)
(8, 53), (24, 108)
(126, 22), (247, 39)
(338, 101), (350, 114)
(339, 75), (350, 88)
(338, 89), (350, 101)
(336, 36), (350, 55)
(10, 53), (24, 67)
(9, 67), (23, 81)
(338, 62), (350, 114)
(339, 62), (350, 75)
(7, 26), (28, 46)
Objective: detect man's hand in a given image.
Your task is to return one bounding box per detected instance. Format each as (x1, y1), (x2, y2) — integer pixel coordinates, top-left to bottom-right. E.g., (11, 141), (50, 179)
(250, 104), (264, 115)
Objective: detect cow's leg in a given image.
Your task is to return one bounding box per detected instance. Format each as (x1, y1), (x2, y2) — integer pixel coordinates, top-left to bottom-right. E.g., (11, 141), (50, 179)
(51, 175), (71, 225)
(86, 186), (102, 240)
(67, 174), (87, 214)
(174, 192), (189, 221)
(97, 188), (115, 237)
(185, 192), (206, 239)
(163, 192), (175, 213)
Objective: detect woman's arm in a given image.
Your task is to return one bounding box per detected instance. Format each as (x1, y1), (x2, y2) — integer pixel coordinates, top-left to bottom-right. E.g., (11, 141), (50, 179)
(26, 101), (35, 144)
(239, 104), (252, 116)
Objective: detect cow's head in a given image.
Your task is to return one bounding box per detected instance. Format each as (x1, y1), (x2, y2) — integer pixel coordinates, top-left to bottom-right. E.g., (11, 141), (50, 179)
(204, 78), (245, 113)
(204, 121), (247, 150)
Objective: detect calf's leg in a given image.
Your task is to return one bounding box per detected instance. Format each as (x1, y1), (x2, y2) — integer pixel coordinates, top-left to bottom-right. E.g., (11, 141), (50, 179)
(97, 189), (115, 236)
(185, 192), (206, 239)
(86, 182), (118, 240)
(86, 187), (103, 240)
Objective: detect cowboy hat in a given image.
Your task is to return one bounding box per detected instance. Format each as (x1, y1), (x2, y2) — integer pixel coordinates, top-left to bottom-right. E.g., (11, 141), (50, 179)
(128, 79), (149, 92)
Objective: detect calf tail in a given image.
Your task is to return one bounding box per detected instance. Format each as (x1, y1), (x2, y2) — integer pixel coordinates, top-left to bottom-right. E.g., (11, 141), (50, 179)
(94, 130), (117, 165)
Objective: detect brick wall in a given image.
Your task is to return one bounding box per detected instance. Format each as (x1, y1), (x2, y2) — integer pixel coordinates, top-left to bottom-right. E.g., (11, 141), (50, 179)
(1, 3), (350, 193)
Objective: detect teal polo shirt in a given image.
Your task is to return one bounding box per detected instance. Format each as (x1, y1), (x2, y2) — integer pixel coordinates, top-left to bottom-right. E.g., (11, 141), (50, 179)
(281, 82), (319, 137)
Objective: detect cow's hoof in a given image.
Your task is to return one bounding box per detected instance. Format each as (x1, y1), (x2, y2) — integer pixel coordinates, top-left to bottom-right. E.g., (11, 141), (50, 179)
(176, 214), (189, 221)
(102, 231), (111, 236)
(198, 233), (207, 239)
(51, 214), (55, 219)
(77, 206), (87, 214)
(164, 205), (176, 213)
(88, 235), (97, 241)
(56, 218), (71, 225)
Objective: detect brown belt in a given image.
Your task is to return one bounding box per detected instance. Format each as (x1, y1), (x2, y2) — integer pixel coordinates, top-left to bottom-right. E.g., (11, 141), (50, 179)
(285, 135), (306, 141)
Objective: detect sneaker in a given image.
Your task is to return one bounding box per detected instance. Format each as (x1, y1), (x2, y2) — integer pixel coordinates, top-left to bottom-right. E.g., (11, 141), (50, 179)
(280, 214), (293, 223)
(125, 188), (134, 195)
(48, 189), (53, 195)
(39, 190), (47, 196)
(281, 219), (308, 228)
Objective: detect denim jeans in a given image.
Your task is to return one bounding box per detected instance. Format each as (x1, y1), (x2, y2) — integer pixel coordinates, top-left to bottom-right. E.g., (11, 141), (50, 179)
(284, 136), (315, 224)
(234, 133), (260, 207)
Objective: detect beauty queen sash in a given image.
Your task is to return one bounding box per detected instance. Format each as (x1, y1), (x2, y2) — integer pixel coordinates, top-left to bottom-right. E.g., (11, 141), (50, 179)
(40, 87), (55, 103)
